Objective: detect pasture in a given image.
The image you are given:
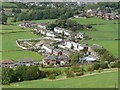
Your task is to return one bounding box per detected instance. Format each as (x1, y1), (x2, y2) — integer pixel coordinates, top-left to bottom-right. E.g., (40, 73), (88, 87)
(73, 17), (118, 57)
(72, 17), (118, 25)
(3, 71), (118, 88)
(1, 25), (41, 61)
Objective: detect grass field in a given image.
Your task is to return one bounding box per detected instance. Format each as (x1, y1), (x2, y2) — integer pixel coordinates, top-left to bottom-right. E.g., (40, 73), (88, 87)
(72, 17), (118, 25)
(11, 19), (56, 25)
(2, 51), (43, 61)
(73, 17), (118, 57)
(1, 25), (42, 61)
(3, 71), (118, 88)
(1, 2), (17, 7)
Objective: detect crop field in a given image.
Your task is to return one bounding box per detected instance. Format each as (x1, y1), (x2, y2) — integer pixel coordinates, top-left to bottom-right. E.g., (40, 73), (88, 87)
(3, 71), (118, 88)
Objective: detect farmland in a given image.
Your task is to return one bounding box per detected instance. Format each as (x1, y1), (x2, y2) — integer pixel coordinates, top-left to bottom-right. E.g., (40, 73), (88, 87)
(3, 71), (118, 88)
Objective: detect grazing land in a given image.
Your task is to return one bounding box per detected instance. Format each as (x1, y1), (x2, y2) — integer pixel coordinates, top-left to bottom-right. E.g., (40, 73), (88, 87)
(72, 17), (118, 25)
(3, 71), (118, 88)
(73, 18), (118, 57)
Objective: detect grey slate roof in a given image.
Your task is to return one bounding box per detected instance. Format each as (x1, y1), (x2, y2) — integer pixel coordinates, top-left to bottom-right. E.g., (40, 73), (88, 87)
(19, 58), (33, 63)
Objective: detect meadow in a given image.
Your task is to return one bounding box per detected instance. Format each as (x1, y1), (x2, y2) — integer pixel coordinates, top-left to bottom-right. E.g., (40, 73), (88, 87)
(3, 71), (118, 88)
(73, 17), (118, 57)
(72, 17), (118, 25)
(1, 19), (56, 61)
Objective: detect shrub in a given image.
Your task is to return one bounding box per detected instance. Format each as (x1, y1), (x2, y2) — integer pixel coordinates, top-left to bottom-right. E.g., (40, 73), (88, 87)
(75, 72), (84, 76)
(86, 65), (94, 72)
(98, 68), (103, 73)
(109, 62), (117, 68)
(100, 62), (109, 69)
(65, 68), (74, 78)
(93, 63), (100, 70)
(49, 74), (56, 80)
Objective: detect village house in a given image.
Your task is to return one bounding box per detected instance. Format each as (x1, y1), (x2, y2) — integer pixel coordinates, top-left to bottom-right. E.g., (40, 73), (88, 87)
(52, 49), (62, 56)
(64, 40), (84, 51)
(62, 50), (71, 57)
(86, 9), (95, 17)
(41, 44), (54, 54)
(37, 23), (47, 29)
(87, 44), (103, 58)
(76, 32), (85, 40)
(19, 58), (34, 66)
(57, 55), (70, 66)
(43, 54), (70, 66)
(46, 31), (58, 37)
(0, 60), (15, 68)
(43, 55), (57, 66)
(54, 27), (64, 34)
(54, 27), (72, 37)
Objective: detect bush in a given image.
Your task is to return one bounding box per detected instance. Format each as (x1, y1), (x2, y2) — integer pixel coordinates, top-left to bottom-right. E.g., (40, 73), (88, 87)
(65, 68), (74, 78)
(93, 63), (100, 70)
(100, 62), (109, 69)
(49, 74), (56, 80)
(116, 60), (120, 68)
(109, 62), (117, 68)
(98, 68), (103, 73)
(86, 65), (94, 72)
(75, 72), (84, 76)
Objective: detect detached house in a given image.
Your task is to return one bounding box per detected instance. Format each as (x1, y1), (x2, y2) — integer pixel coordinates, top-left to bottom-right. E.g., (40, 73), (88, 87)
(54, 27), (64, 34)
(41, 44), (54, 54)
(88, 44), (103, 58)
(19, 58), (34, 66)
(76, 32), (85, 40)
(64, 40), (84, 51)
(0, 60), (15, 68)
(43, 55), (57, 66)
(52, 49), (62, 56)
(37, 23), (46, 29)
(43, 55), (70, 66)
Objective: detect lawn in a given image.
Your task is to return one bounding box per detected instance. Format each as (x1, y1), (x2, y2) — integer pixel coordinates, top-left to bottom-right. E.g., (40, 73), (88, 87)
(3, 71), (118, 88)
(72, 17), (118, 25)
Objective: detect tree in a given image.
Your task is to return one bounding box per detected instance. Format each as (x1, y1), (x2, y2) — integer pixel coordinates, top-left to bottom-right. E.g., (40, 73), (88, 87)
(61, 31), (65, 39)
(46, 23), (56, 30)
(2, 68), (15, 85)
(15, 66), (40, 81)
(0, 12), (8, 24)
(69, 52), (80, 65)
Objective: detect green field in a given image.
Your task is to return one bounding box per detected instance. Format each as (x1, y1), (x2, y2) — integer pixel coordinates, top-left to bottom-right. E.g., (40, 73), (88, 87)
(72, 17), (118, 25)
(1, 25), (40, 61)
(1, 19), (56, 61)
(3, 71), (118, 88)
(73, 17), (118, 57)
(11, 19), (56, 25)
(2, 51), (43, 61)
(1, 2), (17, 7)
